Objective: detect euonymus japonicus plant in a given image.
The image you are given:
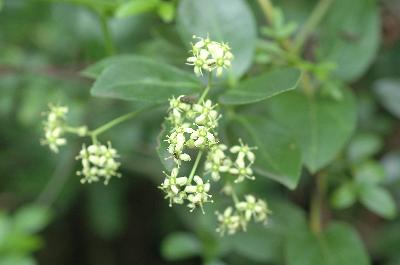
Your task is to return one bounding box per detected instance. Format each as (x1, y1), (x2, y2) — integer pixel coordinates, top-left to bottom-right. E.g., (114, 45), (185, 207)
(38, 0), (396, 264)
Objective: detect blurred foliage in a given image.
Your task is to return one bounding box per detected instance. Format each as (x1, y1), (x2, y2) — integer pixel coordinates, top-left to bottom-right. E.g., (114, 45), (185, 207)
(0, 0), (400, 265)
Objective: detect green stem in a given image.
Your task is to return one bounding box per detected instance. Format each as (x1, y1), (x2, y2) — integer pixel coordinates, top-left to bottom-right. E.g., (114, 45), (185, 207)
(257, 0), (274, 24)
(98, 14), (115, 56)
(188, 151), (203, 184)
(294, 0), (334, 52)
(90, 105), (154, 137)
(310, 173), (325, 234)
(231, 186), (239, 205)
(198, 73), (213, 102)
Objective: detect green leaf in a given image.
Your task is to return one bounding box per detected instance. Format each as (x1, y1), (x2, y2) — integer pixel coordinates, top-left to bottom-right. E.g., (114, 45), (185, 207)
(0, 256), (37, 265)
(354, 160), (385, 185)
(347, 133), (383, 163)
(115, 0), (159, 18)
(331, 182), (357, 209)
(373, 79), (400, 119)
(286, 222), (370, 265)
(231, 115), (302, 189)
(157, 121), (175, 172)
(90, 57), (202, 103)
(229, 225), (281, 263)
(317, 0), (380, 81)
(219, 67), (301, 105)
(13, 205), (51, 234)
(176, 0), (256, 78)
(359, 185), (397, 219)
(158, 2), (175, 23)
(161, 232), (202, 261)
(268, 88), (356, 173)
(82, 55), (143, 79)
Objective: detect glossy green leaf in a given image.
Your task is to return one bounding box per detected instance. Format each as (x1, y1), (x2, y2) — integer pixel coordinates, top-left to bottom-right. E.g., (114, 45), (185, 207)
(90, 57), (202, 103)
(115, 0), (159, 18)
(360, 185), (396, 219)
(219, 67), (301, 105)
(318, 0), (380, 81)
(161, 232), (202, 261)
(268, 88), (356, 173)
(231, 115), (302, 189)
(331, 182), (357, 209)
(177, 0), (256, 78)
(374, 79), (400, 119)
(286, 222), (370, 265)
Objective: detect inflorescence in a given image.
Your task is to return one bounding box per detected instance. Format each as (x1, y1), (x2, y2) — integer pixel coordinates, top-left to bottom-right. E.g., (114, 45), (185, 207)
(41, 104), (121, 185)
(41, 35), (270, 235)
(160, 35), (270, 236)
(186, 35), (234, 77)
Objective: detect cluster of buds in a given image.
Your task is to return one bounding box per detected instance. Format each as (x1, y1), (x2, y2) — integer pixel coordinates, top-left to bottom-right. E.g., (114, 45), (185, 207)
(186, 35), (233, 77)
(76, 142), (121, 185)
(216, 195), (270, 236)
(41, 104), (68, 153)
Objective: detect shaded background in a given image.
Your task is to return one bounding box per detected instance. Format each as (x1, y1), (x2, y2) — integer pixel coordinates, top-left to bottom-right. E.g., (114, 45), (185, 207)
(1, 0), (400, 265)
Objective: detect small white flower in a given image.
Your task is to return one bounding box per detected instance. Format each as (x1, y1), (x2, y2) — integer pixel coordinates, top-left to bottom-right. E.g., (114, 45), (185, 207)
(160, 168), (188, 206)
(190, 125), (217, 148)
(186, 36), (233, 77)
(186, 48), (210, 76)
(236, 195), (270, 223)
(76, 142), (121, 185)
(205, 144), (231, 181)
(168, 96), (191, 125)
(216, 207), (242, 236)
(229, 158), (255, 183)
(185, 175), (212, 213)
(192, 99), (220, 128)
(230, 139), (257, 164)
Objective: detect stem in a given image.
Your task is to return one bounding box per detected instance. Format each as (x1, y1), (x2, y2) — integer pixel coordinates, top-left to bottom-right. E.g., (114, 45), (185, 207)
(310, 173), (325, 234)
(198, 73), (213, 102)
(294, 0), (334, 52)
(188, 151), (203, 183)
(98, 14), (115, 56)
(36, 145), (78, 207)
(257, 0), (274, 24)
(90, 105), (155, 137)
(231, 187), (239, 205)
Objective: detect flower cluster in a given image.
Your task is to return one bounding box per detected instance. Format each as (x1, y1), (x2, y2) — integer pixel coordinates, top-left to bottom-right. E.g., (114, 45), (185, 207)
(216, 195), (270, 236)
(160, 96), (220, 212)
(160, 36), (270, 235)
(186, 35), (233, 76)
(76, 142), (121, 185)
(166, 96), (220, 165)
(41, 104), (68, 153)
